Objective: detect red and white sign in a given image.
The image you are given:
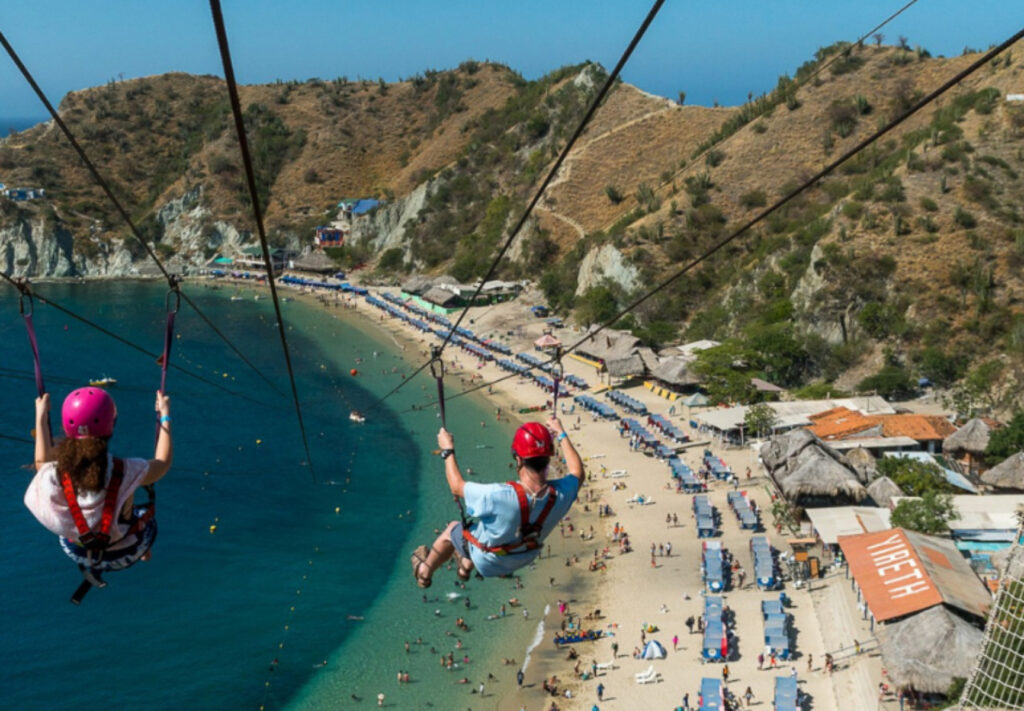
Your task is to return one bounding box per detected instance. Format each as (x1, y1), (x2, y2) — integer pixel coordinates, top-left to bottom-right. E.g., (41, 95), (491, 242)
(838, 529), (943, 622)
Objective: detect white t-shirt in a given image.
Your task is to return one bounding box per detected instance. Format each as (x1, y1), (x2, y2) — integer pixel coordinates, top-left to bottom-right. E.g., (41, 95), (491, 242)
(25, 455), (150, 548)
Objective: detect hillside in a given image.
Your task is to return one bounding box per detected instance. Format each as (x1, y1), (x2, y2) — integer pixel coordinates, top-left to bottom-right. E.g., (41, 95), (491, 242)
(2, 41), (1024, 408)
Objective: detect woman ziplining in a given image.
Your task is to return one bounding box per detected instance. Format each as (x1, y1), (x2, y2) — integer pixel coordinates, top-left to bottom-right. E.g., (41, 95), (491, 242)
(13, 278), (179, 603)
(25, 388), (173, 601)
(410, 416), (584, 587)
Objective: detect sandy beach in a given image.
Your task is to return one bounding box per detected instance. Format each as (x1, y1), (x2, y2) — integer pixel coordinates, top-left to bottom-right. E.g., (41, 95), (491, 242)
(218, 277), (891, 711)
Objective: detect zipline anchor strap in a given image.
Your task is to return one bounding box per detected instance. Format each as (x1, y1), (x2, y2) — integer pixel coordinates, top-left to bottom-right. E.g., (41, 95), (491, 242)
(429, 346), (447, 429)
(17, 281), (51, 436)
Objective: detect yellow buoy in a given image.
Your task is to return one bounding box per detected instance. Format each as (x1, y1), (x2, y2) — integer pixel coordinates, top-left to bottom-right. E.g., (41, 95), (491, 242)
(209, 525), (217, 534)
(335, 507), (340, 513)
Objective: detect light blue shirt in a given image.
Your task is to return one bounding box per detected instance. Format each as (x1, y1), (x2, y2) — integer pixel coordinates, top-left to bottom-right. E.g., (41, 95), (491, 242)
(463, 476), (580, 577)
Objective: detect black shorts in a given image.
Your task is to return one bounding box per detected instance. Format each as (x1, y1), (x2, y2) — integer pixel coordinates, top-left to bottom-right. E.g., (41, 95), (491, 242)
(451, 522), (470, 559)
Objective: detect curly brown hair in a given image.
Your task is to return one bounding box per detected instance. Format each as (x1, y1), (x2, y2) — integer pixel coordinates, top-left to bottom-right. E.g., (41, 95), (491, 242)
(56, 437), (109, 493)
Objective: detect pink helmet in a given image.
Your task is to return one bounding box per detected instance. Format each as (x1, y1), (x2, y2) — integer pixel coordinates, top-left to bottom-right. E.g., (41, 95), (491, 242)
(62, 388), (117, 439)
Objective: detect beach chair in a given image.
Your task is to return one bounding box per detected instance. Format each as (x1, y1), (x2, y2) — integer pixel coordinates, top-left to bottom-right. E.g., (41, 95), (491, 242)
(634, 665), (655, 681)
(595, 659), (616, 671)
(774, 676), (799, 711)
(699, 677), (724, 710)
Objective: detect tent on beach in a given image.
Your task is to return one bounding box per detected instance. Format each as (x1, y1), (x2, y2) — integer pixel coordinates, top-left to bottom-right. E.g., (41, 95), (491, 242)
(641, 640), (666, 659)
(534, 334), (562, 349)
(683, 391), (710, 408)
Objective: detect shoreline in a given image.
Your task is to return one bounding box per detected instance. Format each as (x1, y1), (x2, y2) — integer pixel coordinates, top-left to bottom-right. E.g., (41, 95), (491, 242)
(265, 278), (615, 710)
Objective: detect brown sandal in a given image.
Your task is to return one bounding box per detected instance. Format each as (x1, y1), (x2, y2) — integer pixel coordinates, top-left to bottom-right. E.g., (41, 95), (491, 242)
(411, 545), (432, 588)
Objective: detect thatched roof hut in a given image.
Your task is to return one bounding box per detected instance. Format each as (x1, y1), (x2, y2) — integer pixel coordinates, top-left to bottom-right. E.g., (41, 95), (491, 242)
(291, 250), (337, 273)
(760, 428), (817, 474)
(943, 418), (992, 456)
(867, 476), (903, 508)
(651, 356), (700, 387)
(777, 446), (868, 502)
(879, 605), (984, 694)
(843, 446), (878, 484)
(764, 429), (867, 504)
(981, 451), (1024, 491)
(606, 354), (645, 379)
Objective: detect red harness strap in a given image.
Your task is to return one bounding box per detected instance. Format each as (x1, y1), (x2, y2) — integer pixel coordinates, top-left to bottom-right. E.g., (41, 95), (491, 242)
(463, 481), (558, 556)
(59, 458), (125, 552)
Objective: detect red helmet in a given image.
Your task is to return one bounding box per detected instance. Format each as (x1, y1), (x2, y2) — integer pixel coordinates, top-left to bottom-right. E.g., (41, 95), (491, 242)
(511, 422), (554, 459)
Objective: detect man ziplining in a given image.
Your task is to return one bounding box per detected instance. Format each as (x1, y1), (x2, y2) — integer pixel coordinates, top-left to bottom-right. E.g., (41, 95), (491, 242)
(411, 417), (583, 587)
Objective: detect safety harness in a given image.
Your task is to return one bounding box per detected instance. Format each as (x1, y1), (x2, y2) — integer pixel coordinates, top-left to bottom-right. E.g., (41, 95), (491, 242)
(462, 481), (558, 556)
(59, 458), (157, 603)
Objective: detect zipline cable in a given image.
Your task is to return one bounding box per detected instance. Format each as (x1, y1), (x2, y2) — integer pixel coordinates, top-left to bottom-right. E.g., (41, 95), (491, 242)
(0, 29), (283, 398)
(373, 0), (667, 408)
(408, 26), (1024, 411)
(602, 0), (923, 231)
(208, 0), (316, 482)
(0, 275), (274, 407)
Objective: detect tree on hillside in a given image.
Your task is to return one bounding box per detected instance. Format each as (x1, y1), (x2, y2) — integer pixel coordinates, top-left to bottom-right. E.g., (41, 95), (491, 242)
(986, 410), (1024, 466)
(872, 33), (884, 47)
(575, 285), (619, 327)
(744, 403), (779, 439)
(693, 342), (757, 404)
(890, 490), (959, 535)
(677, 91), (686, 106)
(877, 456), (954, 496)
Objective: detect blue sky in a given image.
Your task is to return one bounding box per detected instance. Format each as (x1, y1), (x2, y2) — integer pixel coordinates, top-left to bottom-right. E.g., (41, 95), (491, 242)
(1, 1), (1021, 118)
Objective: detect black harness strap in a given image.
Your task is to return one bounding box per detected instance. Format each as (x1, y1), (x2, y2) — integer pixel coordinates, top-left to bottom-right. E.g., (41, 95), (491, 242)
(430, 347), (472, 529)
(71, 281), (178, 605)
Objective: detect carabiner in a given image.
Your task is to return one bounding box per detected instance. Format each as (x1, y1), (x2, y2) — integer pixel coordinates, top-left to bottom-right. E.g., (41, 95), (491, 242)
(165, 275), (181, 315)
(428, 345), (445, 381)
(16, 279), (33, 316)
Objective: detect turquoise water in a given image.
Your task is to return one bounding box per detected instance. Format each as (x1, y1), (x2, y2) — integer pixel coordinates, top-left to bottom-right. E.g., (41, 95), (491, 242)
(0, 281), (531, 710)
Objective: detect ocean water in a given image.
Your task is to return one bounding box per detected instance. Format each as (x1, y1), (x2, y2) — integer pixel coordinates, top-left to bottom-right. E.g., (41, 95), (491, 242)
(1, 116), (46, 135)
(0, 281), (538, 711)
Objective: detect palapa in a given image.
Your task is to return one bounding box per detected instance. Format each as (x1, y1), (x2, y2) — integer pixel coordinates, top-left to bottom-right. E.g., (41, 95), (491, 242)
(879, 605), (984, 694)
(866, 476), (903, 508)
(943, 418), (992, 456)
(980, 451), (1024, 490)
(605, 354), (645, 378)
(777, 446), (867, 502)
(291, 249), (337, 273)
(843, 446), (879, 484)
(760, 428), (818, 476)
(652, 356), (700, 387)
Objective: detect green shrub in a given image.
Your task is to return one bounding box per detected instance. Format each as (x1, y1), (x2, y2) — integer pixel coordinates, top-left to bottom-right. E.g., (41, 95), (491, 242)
(842, 201), (864, 220)
(857, 364), (914, 398)
(740, 190), (767, 209)
(919, 196), (938, 212)
(752, 121), (768, 134)
(604, 185), (623, 204)
(705, 149), (725, 167)
(954, 206), (977, 228)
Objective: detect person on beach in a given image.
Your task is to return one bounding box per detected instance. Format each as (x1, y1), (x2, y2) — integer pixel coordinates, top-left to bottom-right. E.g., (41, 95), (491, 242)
(410, 417), (583, 586)
(25, 389), (172, 579)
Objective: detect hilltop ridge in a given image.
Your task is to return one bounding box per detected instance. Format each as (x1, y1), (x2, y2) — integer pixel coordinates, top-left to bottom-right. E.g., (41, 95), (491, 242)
(2, 41), (1024, 407)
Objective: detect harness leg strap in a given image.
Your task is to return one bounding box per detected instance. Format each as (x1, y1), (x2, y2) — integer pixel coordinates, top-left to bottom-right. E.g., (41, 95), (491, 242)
(70, 568), (106, 605)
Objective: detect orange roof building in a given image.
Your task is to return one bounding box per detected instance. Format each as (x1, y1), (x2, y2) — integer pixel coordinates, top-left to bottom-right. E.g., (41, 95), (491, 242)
(807, 407), (955, 452)
(838, 528), (991, 623)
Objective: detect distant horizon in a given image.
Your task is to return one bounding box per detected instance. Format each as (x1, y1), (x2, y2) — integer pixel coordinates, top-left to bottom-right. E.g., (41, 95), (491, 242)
(2, 1), (1021, 118)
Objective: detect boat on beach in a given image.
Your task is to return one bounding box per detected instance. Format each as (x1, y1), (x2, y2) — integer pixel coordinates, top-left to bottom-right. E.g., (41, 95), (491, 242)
(88, 376), (117, 387)
(349, 410), (366, 423)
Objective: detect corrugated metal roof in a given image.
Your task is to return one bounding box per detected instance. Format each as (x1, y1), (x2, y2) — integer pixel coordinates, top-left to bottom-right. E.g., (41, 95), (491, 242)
(806, 506), (892, 545)
(838, 529), (990, 622)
